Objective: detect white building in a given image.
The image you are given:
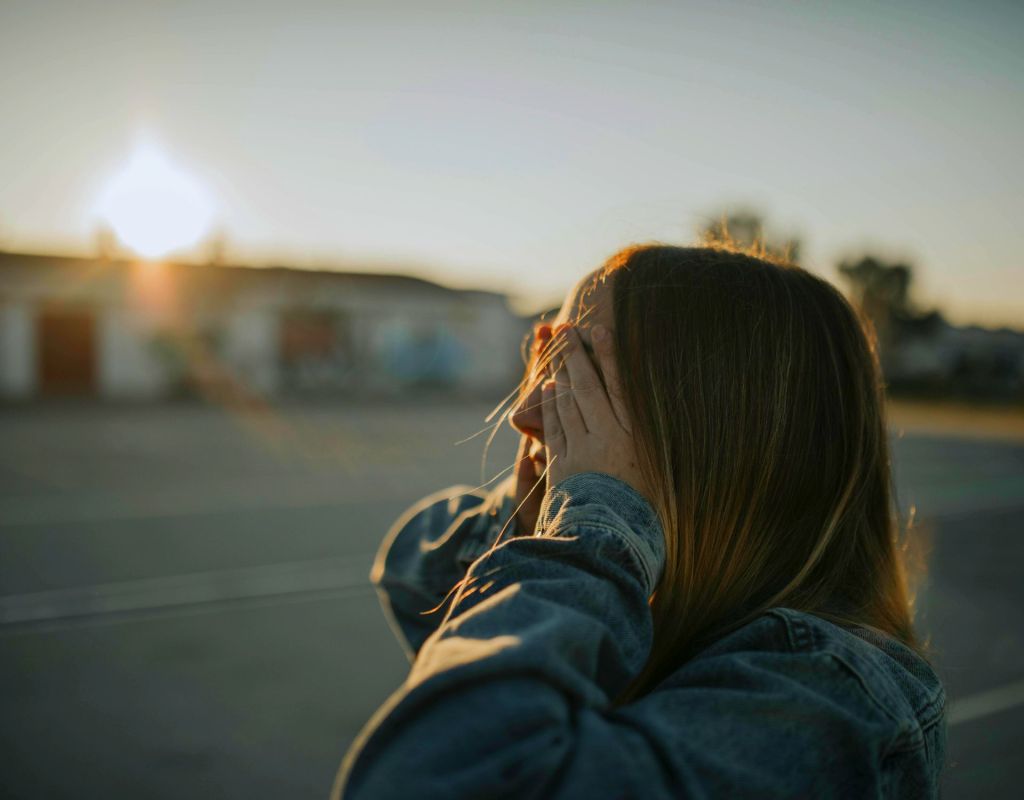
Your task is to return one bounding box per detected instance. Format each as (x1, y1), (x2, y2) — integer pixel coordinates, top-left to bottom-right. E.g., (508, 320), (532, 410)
(884, 311), (1024, 398)
(0, 251), (531, 401)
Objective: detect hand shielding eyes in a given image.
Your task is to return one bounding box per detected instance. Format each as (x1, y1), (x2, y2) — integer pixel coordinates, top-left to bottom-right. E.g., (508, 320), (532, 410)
(540, 325), (650, 507)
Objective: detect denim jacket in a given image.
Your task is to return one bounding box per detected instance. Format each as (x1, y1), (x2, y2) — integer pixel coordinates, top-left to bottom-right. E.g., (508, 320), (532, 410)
(335, 471), (946, 799)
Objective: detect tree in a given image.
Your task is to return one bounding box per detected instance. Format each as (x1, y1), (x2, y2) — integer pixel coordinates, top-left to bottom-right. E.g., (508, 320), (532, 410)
(205, 227), (228, 266)
(837, 255), (916, 351)
(95, 223), (120, 261)
(838, 256), (913, 319)
(699, 209), (802, 265)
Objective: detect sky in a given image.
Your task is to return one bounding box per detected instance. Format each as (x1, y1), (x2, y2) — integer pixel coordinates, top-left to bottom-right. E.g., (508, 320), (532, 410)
(1, 0), (1021, 324)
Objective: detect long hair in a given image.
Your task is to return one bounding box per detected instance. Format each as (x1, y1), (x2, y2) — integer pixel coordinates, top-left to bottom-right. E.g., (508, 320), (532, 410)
(589, 243), (929, 706)
(470, 241), (929, 708)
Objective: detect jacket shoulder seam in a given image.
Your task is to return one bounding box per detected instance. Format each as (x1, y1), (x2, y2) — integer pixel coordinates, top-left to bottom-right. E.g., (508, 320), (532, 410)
(824, 650), (925, 756)
(764, 609), (936, 755)
(764, 608), (816, 652)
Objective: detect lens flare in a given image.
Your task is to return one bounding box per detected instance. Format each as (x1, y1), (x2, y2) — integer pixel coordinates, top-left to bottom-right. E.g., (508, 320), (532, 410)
(95, 142), (215, 259)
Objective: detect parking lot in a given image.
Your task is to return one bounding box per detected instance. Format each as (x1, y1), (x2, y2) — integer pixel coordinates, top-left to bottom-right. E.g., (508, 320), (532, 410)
(1, 400), (1022, 798)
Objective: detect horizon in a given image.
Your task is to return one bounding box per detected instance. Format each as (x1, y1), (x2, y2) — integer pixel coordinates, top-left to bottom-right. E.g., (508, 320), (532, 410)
(6, 243), (1022, 333)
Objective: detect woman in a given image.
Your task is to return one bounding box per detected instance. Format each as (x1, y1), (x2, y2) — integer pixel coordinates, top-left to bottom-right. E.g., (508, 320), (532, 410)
(334, 243), (947, 798)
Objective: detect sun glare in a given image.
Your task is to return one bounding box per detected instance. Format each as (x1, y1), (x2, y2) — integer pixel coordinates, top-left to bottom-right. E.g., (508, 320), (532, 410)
(95, 143), (215, 259)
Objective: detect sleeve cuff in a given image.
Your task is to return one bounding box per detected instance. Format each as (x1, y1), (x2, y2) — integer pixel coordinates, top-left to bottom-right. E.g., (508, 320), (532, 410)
(454, 475), (520, 568)
(536, 471), (666, 595)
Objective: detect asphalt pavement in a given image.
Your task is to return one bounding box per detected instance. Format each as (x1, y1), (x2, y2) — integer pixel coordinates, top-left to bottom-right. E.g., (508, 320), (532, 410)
(1, 401), (1021, 798)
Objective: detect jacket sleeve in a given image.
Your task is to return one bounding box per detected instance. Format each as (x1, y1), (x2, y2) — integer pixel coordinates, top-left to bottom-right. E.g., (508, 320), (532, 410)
(336, 471), (906, 800)
(335, 471), (667, 799)
(370, 473), (520, 662)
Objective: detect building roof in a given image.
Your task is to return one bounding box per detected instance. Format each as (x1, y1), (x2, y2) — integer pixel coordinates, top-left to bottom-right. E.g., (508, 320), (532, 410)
(0, 250), (508, 302)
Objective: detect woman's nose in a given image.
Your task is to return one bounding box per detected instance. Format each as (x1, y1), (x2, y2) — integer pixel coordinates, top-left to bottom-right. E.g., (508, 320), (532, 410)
(509, 323), (554, 439)
(510, 379), (545, 439)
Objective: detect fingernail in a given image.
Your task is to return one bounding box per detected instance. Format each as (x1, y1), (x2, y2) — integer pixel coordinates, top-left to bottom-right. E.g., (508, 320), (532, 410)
(592, 324), (607, 342)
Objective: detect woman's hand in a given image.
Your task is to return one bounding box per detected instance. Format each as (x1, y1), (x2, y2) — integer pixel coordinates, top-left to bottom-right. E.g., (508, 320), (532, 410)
(508, 322), (553, 537)
(541, 323), (652, 505)
(511, 432), (546, 536)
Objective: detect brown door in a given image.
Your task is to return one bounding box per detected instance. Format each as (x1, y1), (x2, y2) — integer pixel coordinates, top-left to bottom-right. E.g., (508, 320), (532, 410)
(37, 305), (97, 396)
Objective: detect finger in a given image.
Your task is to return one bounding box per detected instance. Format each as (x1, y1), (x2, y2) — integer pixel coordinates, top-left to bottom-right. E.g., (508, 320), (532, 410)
(591, 324), (631, 432)
(530, 323), (553, 366)
(532, 322), (553, 351)
(540, 379), (566, 462)
(514, 434), (533, 487)
(561, 326), (617, 432)
(535, 325), (559, 380)
(512, 435), (545, 536)
(554, 348), (587, 438)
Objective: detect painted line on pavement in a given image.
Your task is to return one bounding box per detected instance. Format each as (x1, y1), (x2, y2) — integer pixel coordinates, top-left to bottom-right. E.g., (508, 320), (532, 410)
(947, 678), (1024, 727)
(6, 557), (1024, 730)
(0, 554), (378, 630)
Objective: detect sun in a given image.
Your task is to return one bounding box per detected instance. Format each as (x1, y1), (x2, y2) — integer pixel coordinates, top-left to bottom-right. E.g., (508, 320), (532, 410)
(95, 142), (215, 259)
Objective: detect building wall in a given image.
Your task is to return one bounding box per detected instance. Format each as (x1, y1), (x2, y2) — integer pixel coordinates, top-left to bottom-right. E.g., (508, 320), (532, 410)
(0, 254), (531, 400)
(0, 300), (35, 397)
(223, 308), (280, 395)
(98, 307), (172, 399)
(455, 299), (530, 392)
